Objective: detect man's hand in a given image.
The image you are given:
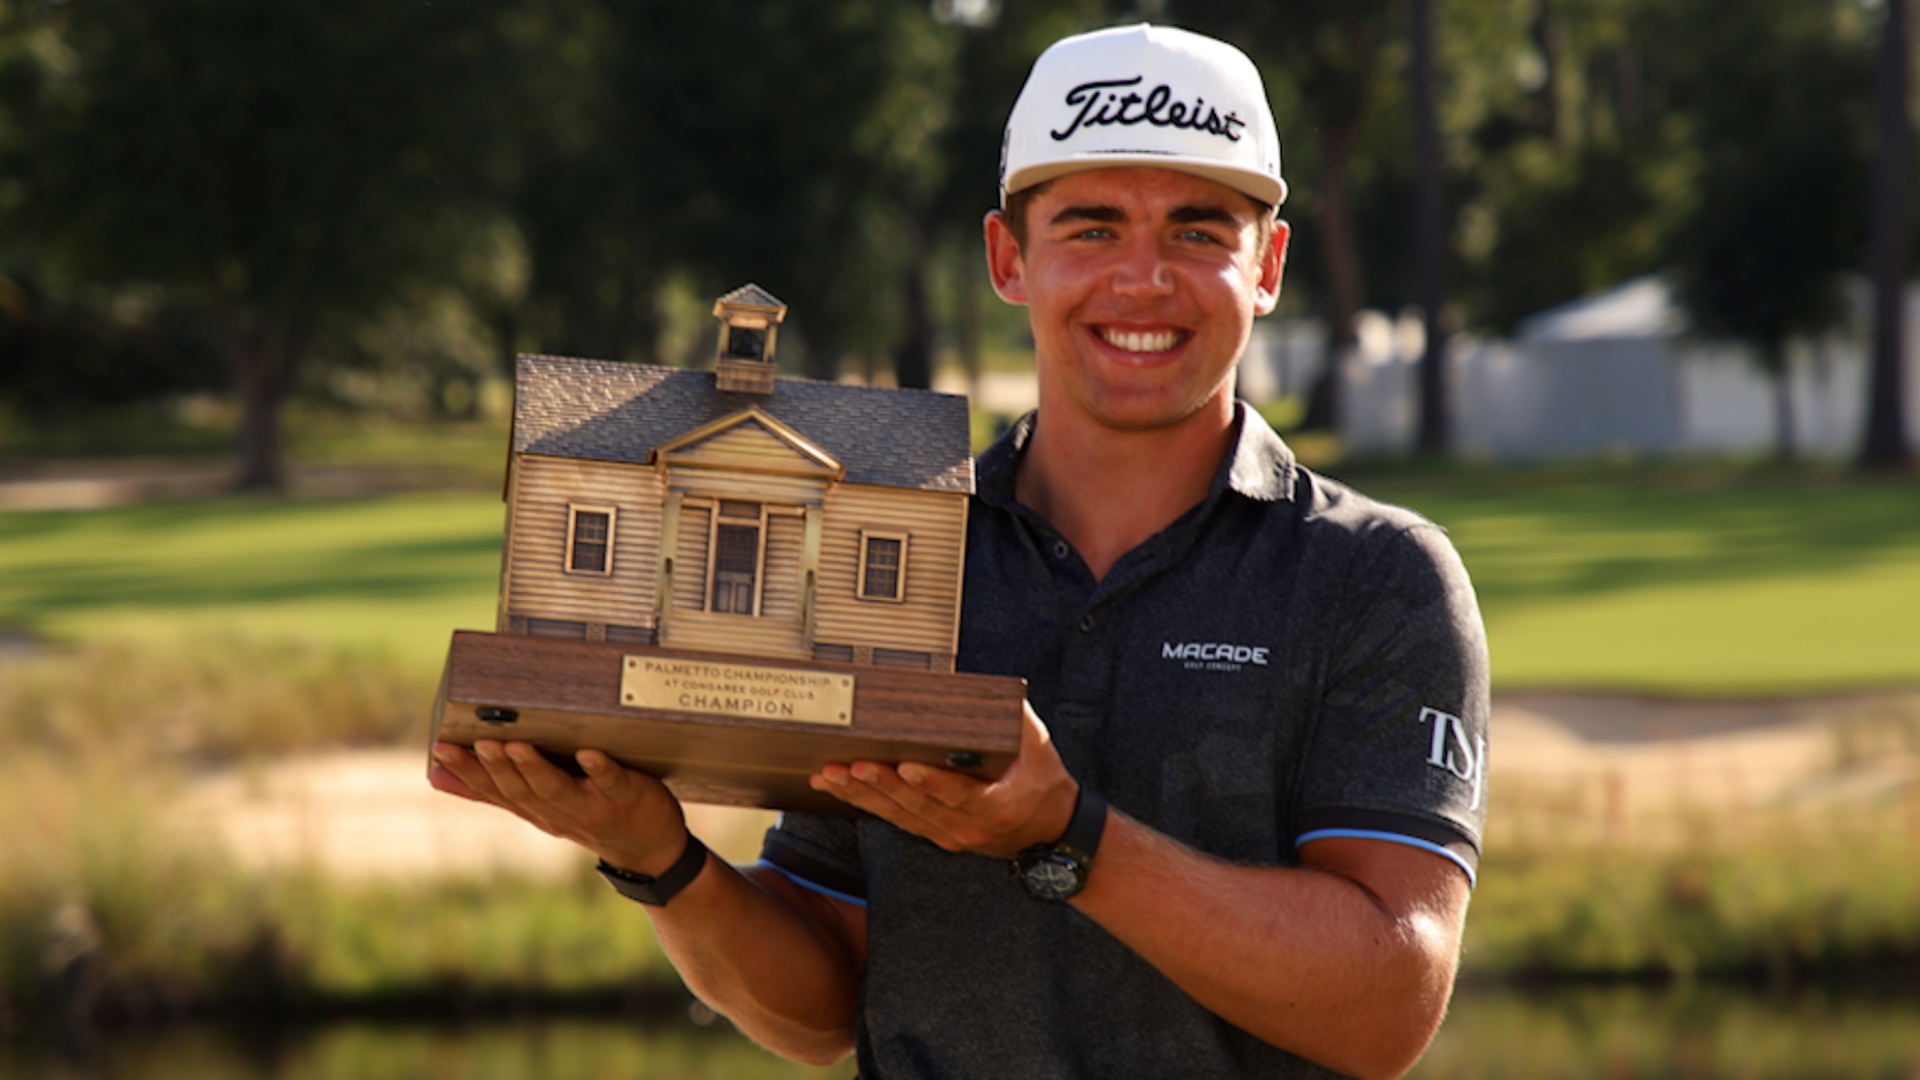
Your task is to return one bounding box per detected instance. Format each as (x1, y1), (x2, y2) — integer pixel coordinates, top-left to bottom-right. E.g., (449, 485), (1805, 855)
(429, 741), (689, 875)
(810, 703), (1080, 857)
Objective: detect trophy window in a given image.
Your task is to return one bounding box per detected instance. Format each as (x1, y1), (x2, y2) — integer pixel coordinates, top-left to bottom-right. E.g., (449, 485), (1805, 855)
(858, 532), (908, 602)
(709, 500), (766, 615)
(565, 506), (617, 575)
(724, 326), (767, 361)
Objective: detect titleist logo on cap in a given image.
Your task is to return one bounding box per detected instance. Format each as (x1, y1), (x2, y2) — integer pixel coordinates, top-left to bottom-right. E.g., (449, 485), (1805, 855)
(1051, 76), (1247, 143)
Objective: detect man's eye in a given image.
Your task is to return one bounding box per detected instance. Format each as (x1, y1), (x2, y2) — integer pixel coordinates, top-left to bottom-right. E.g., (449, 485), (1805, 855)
(1179, 229), (1220, 244)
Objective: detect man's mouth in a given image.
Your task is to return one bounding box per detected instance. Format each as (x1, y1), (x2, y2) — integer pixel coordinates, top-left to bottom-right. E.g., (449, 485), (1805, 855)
(1095, 327), (1185, 354)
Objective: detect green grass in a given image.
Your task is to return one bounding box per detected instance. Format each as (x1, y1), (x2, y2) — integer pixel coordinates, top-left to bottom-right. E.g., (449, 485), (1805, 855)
(5, 457), (1916, 695)
(1350, 466), (1920, 694)
(0, 492), (503, 672)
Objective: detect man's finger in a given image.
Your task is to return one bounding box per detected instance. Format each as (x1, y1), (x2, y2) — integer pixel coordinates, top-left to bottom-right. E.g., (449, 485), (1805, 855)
(474, 739), (548, 808)
(896, 759), (987, 809)
(577, 749), (627, 800)
(823, 763), (976, 851)
(432, 743), (510, 805)
(505, 742), (585, 805)
(428, 763), (489, 803)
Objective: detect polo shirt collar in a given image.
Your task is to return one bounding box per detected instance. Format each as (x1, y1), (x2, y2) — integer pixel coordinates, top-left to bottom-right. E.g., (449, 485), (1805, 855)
(976, 402), (1299, 513)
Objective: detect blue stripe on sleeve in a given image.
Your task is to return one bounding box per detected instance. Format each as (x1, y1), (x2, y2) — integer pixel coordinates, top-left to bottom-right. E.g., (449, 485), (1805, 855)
(1294, 829), (1478, 889)
(756, 859), (870, 908)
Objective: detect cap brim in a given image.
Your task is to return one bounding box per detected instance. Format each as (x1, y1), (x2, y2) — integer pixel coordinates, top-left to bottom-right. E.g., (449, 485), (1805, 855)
(1004, 155), (1287, 211)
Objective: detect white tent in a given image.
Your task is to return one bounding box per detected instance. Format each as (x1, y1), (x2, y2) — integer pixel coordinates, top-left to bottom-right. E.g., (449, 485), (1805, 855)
(1333, 275), (1920, 460)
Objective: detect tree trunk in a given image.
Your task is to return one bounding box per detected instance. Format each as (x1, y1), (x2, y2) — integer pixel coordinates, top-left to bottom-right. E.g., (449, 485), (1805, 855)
(893, 259), (935, 391)
(229, 327), (299, 491)
(1531, 0), (1561, 145)
(1862, 0), (1913, 470)
(1412, 0), (1450, 458)
(1769, 341), (1797, 462)
(1300, 130), (1365, 433)
(1297, 17), (1380, 435)
(496, 304), (521, 379)
(956, 244), (982, 398)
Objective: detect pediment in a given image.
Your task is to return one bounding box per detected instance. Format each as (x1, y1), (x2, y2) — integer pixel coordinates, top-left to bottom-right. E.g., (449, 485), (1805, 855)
(655, 407), (844, 479)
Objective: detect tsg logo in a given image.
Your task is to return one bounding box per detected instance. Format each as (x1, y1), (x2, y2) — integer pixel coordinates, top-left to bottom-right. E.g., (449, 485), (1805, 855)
(1417, 707), (1485, 811)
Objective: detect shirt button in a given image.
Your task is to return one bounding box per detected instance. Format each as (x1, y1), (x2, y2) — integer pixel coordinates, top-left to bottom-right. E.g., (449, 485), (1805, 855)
(1052, 540), (1070, 559)
(1078, 613), (1095, 632)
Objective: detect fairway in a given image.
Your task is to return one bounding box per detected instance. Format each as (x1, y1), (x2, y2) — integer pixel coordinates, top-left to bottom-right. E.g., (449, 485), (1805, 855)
(0, 492), (504, 672)
(1362, 472), (1920, 695)
(1, 470), (1917, 694)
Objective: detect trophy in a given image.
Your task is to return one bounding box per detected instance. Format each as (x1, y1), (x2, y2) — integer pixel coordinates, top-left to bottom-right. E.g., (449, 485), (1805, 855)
(429, 285), (1024, 815)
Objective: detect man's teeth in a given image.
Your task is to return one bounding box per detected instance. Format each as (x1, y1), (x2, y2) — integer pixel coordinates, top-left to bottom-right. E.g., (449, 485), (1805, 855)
(1101, 328), (1178, 353)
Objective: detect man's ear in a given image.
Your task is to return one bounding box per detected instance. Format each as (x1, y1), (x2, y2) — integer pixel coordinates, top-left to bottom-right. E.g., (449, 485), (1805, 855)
(984, 210), (1028, 306)
(1252, 220), (1290, 317)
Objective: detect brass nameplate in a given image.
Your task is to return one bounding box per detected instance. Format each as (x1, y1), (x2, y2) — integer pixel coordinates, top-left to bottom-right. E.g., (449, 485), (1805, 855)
(620, 655), (855, 727)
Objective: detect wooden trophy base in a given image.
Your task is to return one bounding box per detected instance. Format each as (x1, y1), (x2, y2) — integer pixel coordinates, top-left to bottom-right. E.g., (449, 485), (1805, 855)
(429, 630), (1026, 816)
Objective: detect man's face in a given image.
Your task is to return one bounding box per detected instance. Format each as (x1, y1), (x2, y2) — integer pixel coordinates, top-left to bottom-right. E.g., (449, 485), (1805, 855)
(986, 167), (1287, 436)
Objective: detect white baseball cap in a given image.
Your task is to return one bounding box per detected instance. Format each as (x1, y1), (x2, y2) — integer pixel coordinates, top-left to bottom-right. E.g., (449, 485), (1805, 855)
(1000, 24), (1286, 210)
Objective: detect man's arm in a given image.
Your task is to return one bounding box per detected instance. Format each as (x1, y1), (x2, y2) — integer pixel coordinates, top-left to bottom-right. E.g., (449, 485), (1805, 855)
(430, 741), (868, 1066)
(814, 707), (1468, 1080)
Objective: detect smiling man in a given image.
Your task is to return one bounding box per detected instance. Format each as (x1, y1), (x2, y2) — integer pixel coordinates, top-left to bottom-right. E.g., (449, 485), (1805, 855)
(431, 24), (1488, 1080)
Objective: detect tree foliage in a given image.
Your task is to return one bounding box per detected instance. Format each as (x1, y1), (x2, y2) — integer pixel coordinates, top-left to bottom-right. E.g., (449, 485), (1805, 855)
(0, 0), (1909, 470)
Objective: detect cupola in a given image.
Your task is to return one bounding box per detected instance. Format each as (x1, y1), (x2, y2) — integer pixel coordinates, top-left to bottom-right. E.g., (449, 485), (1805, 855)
(711, 283), (787, 395)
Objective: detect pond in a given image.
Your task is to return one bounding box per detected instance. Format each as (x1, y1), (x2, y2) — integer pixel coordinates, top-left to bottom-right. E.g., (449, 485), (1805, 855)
(4, 985), (1917, 1079)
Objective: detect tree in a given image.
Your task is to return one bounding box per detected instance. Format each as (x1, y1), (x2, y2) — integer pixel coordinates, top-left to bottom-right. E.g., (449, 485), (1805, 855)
(917, 0), (1111, 391)
(1239, 1), (1400, 431)
(496, 0), (962, 384)
(1450, 0), (1681, 335)
(1411, 0), (1449, 455)
(0, 0), (533, 487)
(1660, 0), (1872, 460)
(1862, 0), (1915, 470)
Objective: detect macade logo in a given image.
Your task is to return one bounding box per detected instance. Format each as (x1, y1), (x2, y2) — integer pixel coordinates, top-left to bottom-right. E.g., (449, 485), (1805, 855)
(1162, 641), (1269, 673)
(1417, 707), (1485, 812)
(1052, 76), (1248, 143)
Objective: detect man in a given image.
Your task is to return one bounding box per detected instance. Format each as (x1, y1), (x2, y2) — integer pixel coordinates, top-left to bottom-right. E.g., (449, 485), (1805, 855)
(431, 24), (1488, 1080)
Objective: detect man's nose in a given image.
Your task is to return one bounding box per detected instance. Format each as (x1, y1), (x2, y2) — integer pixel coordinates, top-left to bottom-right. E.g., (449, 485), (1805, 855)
(1109, 236), (1175, 296)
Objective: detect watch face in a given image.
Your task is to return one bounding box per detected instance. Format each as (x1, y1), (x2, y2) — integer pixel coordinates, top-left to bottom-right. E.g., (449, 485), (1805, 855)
(1021, 855), (1084, 901)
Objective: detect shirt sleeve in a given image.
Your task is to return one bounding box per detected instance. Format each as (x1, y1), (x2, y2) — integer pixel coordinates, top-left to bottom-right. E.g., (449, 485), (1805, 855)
(758, 811), (869, 907)
(1291, 520), (1490, 884)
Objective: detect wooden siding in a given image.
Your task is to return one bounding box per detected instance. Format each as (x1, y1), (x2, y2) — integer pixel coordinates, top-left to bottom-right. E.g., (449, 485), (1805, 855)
(505, 455), (661, 627)
(762, 511), (806, 621)
(666, 609), (807, 659)
(814, 485), (966, 656)
(666, 419), (829, 474)
(673, 502), (713, 613)
(666, 468), (830, 506)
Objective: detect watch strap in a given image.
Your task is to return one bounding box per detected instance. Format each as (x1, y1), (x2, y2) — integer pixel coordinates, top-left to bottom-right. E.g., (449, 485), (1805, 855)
(597, 833), (710, 907)
(1056, 784), (1108, 863)
(1010, 784), (1108, 901)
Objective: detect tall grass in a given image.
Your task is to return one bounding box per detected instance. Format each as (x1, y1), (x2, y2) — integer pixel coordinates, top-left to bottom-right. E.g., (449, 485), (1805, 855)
(0, 634), (432, 762)
(0, 636), (677, 1027)
(1467, 706), (1920, 982)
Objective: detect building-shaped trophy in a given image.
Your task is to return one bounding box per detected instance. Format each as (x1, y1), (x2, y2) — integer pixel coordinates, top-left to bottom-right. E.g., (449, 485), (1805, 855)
(429, 285), (1024, 814)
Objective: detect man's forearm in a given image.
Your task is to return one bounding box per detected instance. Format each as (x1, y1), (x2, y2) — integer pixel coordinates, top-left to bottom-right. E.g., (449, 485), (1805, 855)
(644, 859), (866, 1067)
(1071, 812), (1468, 1080)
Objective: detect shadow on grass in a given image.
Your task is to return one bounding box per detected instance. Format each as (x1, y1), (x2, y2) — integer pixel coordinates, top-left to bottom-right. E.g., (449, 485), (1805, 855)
(0, 495), (503, 622)
(1360, 475), (1920, 608)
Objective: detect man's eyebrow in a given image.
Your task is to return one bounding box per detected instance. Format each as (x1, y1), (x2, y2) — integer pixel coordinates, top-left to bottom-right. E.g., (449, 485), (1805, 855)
(1047, 205), (1126, 227)
(1168, 205), (1241, 226)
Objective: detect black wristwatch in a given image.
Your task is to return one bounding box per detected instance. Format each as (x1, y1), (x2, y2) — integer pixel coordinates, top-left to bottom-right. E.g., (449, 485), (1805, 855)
(1012, 785), (1107, 901)
(597, 833), (710, 907)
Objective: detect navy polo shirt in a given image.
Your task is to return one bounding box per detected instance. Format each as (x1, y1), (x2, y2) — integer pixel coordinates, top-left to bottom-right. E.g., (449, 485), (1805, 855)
(761, 404), (1490, 1080)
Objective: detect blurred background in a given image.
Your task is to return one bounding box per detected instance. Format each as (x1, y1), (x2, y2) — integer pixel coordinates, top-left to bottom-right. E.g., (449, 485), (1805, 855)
(0, 0), (1916, 1076)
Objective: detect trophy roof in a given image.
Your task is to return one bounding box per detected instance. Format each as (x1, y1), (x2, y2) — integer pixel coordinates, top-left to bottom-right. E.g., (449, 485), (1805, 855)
(512, 354), (975, 494)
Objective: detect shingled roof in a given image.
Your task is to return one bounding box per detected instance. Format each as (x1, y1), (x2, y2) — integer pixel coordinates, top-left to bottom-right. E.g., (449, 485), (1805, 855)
(714, 283), (786, 312)
(513, 355), (974, 494)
